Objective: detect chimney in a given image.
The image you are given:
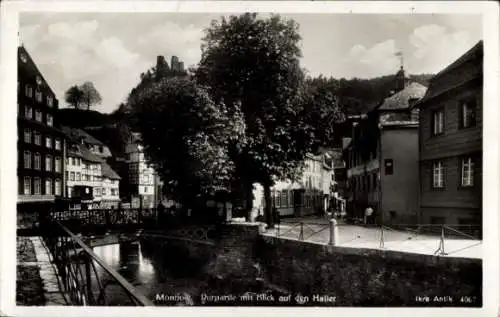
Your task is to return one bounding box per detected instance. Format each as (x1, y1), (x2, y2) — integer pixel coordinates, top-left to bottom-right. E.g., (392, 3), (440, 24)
(395, 66), (405, 92)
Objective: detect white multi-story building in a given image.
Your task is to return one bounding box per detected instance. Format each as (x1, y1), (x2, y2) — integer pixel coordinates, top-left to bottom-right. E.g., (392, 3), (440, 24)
(125, 133), (159, 208)
(63, 127), (120, 207)
(101, 163), (120, 207)
(252, 150), (335, 219)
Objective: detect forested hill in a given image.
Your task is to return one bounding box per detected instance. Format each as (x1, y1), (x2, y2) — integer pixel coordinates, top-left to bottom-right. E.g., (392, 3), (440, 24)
(330, 73), (434, 115)
(56, 73), (434, 153)
(56, 108), (131, 158)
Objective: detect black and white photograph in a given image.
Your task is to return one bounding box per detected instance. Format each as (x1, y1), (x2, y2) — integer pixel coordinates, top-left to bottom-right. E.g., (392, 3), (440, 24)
(0, 1), (499, 316)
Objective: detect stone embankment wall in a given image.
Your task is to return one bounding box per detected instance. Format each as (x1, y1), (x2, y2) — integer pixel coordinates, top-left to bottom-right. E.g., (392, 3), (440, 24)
(209, 223), (481, 306)
(255, 235), (481, 306)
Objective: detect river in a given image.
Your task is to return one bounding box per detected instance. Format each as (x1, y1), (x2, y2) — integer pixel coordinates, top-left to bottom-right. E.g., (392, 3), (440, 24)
(92, 240), (286, 306)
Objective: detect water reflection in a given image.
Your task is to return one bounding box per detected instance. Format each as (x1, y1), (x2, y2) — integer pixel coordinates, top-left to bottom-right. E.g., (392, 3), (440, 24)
(93, 241), (210, 305)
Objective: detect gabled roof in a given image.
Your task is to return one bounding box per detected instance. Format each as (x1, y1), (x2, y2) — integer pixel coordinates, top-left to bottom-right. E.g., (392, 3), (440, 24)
(101, 163), (121, 180)
(377, 82), (427, 111)
(62, 127), (105, 146)
(417, 41), (483, 105)
(79, 144), (104, 163)
(18, 46), (58, 99)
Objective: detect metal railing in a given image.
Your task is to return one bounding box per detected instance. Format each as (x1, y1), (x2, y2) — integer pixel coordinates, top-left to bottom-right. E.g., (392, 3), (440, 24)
(272, 219), (482, 257)
(41, 218), (154, 306)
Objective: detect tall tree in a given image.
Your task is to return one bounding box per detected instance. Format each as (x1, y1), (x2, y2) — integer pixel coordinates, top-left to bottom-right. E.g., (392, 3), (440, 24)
(127, 76), (246, 212)
(64, 85), (84, 109)
(80, 81), (102, 111)
(196, 13), (316, 228)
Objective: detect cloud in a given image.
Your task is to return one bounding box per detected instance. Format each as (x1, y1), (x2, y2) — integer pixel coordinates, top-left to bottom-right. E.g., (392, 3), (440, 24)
(408, 24), (475, 73)
(137, 21), (204, 68)
(345, 39), (400, 78)
(20, 19), (151, 112)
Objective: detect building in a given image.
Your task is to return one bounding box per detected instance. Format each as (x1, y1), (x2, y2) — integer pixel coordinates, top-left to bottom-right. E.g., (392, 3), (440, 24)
(124, 133), (161, 208)
(252, 151), (335, 218)
(415, 41), (483, 227)
(63, 127), (120, 207)
(100, 163), (121, 208)
(344, 66), (427, 224)
(17, 46), (67, 216)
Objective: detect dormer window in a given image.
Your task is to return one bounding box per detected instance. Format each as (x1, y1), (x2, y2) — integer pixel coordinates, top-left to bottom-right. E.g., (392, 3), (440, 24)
(47, 96), (53, 107)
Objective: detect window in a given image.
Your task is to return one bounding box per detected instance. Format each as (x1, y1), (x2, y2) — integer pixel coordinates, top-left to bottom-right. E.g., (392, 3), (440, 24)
(24, 129), (31, 143)
(23, 151), (31, 169)
(461, 157), (475, 187)
(289, 191), (294, 206)
(34, 153), (41, 170)
(24, 177), (31, 195)
(460, 99), (476, 128)
(35, 110), (42, 122)
(77, 158), (81, 166)
(45, 155), (52, 171)
(55, 138), (61, 150)
(55, 157), (61, 173)
(99, 146), (103, 153)
(45, 178), (52, 195)
(55, 179), (61, 196)
(25, 85), (32, 97)
(281, 191), (288, 207)
(24, 106), (32, 119)
(45, 136), (52, 148)
(34, 132), (41, 145)
(432, 109), (444, 136)
(76, 172), (81, 181)
(85, 174), (90, 181)
(373, 173), (378, 189)
(94, 188), (100, 196)
(144, 186), (148, 193)
(35, 90), (42, 102)
(276, 192), (281, 208)
(111, 188), (117, 196)
(143, 175), (150, 183)
(47, 114), (53, 127)
(47, 96), (53, 107)
(71, 157), (75, 166)
(432, 161), (445, 188)
(384, 159), (394, 175)
(34, 177), (41, 195)
(70, 172), (75, 181)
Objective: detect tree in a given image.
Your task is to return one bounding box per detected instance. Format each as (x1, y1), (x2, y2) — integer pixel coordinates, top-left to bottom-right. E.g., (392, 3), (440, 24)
(196, 13), (317, 228)
(127, 76), (246, 212)
(64, 85), (84, 109)
(80, 81), (102, 111)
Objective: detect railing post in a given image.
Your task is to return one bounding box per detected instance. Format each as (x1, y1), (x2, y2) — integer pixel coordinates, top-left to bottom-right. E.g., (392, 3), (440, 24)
(328, 218), (338, 246)
(299, 222), (304, 241)
(85, 255), (93, 305)
(379, 225), (385, 249)
(440, 225), (446, 255)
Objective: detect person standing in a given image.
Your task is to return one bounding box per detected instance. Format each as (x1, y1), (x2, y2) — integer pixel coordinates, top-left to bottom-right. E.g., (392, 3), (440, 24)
(364, 206), (374, 225)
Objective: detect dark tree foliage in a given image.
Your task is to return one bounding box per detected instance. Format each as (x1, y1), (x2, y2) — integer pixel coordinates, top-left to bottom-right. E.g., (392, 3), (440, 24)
(127, 76), (246, 211)
(195, 13), (332, 227)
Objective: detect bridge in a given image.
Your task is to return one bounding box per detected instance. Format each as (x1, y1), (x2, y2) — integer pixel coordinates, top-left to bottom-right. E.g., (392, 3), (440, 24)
(17, 207), (222, 306)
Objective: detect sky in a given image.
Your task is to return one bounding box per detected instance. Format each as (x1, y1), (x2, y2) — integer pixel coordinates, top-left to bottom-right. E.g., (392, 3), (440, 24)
(19, 12), (482, 113)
